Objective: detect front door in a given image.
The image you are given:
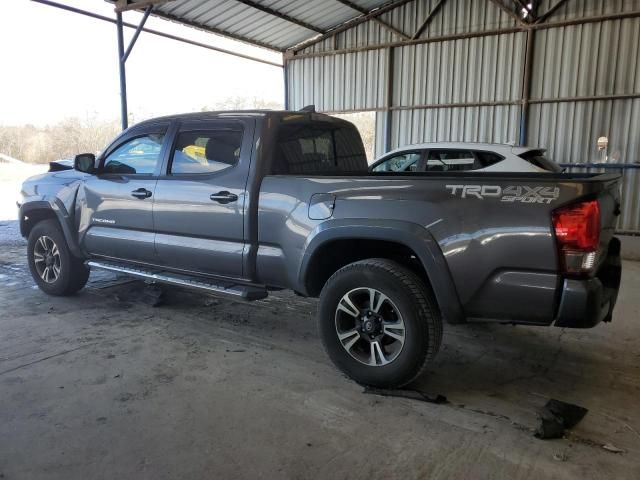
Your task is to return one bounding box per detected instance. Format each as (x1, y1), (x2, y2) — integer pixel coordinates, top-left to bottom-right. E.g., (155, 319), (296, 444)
(152, 119), (253, 279)
(81, 124), (170, 263)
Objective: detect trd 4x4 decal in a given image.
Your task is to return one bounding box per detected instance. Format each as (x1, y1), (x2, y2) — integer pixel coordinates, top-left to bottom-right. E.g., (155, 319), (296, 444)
(446, 185), (560, 204)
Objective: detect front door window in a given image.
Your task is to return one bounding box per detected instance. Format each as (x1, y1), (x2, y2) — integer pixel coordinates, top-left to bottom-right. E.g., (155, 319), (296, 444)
(102, 134), (165, 175)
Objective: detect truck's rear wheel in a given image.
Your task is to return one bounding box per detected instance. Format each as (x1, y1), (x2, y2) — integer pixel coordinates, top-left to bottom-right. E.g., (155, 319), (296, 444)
(318, 258), (442, 388)
(27, 219), (89, 296)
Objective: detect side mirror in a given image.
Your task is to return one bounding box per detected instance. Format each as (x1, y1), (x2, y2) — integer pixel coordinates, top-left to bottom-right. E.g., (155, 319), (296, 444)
(74, 153), (96, 174)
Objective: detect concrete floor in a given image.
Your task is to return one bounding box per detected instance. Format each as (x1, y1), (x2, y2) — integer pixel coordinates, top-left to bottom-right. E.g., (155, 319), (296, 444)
(1, 219), (639, 480)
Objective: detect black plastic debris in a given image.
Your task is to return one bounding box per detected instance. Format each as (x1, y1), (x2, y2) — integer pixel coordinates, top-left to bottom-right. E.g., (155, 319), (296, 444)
(535, 399), (588, 439)
(114, 283), (165, 307)
(364, 387), (448, 404)
(140, 285), (166, 306)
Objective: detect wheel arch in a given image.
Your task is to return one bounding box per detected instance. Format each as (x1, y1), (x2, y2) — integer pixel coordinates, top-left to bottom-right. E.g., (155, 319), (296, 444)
(299, 219), (464, 324)
(19, 200), (83, 258)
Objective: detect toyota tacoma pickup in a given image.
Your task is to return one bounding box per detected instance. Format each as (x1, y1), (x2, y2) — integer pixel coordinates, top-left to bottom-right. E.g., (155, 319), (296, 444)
(18, 110), (622, 388)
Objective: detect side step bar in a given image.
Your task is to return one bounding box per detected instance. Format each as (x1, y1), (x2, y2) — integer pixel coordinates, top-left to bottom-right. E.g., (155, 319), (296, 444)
(87, 260), (268, 301)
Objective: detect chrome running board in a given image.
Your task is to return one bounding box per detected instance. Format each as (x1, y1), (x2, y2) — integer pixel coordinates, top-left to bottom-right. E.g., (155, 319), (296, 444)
(87, 260), (268, 301)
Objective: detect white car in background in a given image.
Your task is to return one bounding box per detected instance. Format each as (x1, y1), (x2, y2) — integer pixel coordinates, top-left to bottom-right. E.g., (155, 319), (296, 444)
(369, 142), (563, 173)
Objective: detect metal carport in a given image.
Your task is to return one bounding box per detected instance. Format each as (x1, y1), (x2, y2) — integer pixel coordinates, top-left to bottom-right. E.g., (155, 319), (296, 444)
(32, 0), (640, 232)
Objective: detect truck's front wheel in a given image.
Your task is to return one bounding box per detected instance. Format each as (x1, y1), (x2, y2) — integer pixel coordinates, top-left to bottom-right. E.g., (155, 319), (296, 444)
(318, 258), (442, 388)
(27, 219), (89, 296)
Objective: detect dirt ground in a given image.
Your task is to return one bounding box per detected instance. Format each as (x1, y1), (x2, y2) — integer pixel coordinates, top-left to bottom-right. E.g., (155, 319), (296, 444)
(1, 219), (639, 480)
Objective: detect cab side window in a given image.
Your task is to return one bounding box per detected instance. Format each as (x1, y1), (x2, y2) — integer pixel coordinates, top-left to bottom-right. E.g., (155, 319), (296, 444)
(372, 152), (421, 172)
(272, 124), (367, 174)
(170, 129), (243, 175)
(102, 134), (165, 175)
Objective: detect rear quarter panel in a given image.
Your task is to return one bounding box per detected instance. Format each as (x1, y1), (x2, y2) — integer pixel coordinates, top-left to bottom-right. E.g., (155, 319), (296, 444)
(257, 173), (617, 324)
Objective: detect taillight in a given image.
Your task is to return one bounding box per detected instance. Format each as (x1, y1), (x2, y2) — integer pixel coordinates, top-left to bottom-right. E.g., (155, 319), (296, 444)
(552, 199), (600, 274)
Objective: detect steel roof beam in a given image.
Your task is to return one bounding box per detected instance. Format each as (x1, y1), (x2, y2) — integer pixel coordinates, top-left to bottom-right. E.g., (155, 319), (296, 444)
(535, 0), (570, 23)
(233, 0), (325, 34)
(487, 0), (528, 25)
(513, 0), (537, 22)
(105, 0), (284, 50)
(290, 0), (415, 53)
(411, 0), (446, 40)
(114, 0), (172, 13)
(147, 9), (284, 51)
(287, 9), (640, 59)
(334, 0), (410, 40)
(32, 0), (283, 66)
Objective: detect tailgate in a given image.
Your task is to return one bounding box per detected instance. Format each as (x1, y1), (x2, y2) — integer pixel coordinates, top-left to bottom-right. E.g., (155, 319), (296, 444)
(552, 173), (622, 327)
(595, 175), (622, 255)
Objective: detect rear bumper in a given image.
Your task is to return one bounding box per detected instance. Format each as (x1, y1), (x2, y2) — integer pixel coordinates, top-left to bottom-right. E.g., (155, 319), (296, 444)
(554, 237), (621, 328)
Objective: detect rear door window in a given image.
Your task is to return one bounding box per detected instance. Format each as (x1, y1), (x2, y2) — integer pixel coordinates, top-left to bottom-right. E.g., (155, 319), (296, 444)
(371, 152), (421, 172)
(170, 129), (243, 175)
(426, 149), (478, 171)
(519, 150), (563, 172)
(474, 151), (504, 167)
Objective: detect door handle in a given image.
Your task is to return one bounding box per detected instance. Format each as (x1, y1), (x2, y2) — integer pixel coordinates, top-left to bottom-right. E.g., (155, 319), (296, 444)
(210, 191), (238, 204)
(131, 188), (152, 199)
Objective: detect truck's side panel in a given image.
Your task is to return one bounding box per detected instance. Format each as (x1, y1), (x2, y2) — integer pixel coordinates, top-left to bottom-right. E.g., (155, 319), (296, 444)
(256, 174), (618, 324)
(256, 176), (471, 321)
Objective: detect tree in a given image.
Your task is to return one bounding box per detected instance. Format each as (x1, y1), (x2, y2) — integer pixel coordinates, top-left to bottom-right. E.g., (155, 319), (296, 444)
(0, 117), (120, 164)
(201, 96), (283, 112)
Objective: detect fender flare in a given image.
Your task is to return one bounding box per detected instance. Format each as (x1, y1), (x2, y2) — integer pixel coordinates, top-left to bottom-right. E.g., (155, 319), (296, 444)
(298, 218), (464, 324)
(19, 199), (84, 258)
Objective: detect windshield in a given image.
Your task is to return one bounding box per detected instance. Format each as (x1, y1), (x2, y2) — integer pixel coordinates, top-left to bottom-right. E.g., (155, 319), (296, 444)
(518, 150), (563, 173)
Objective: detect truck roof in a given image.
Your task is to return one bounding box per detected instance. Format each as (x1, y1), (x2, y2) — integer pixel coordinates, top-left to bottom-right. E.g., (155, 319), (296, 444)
(134, 110), (348, 127)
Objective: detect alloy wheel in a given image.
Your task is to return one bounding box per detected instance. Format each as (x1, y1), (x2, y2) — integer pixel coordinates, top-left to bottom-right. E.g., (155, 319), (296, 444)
(334, 287), (406, 366)
(33, 235), (61, 283)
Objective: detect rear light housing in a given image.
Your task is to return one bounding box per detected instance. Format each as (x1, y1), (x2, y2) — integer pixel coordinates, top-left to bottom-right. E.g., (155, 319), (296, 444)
(552, 199), (600, 274)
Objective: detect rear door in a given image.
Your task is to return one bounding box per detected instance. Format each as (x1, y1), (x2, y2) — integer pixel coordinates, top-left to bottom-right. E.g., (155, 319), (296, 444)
(152, 118), (254, 278)
(81, 123), (170, 263)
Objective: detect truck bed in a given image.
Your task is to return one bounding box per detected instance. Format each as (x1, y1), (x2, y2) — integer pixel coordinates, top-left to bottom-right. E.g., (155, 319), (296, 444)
(257, 171), (621, 325)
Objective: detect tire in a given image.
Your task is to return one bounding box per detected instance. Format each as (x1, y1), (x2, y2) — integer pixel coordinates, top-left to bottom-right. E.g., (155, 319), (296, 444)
(27, 219), (89, 296)
(318, 258), (442, 388)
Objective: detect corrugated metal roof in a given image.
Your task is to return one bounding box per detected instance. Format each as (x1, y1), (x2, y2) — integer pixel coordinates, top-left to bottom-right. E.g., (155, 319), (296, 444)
(125, 0), (393, 51)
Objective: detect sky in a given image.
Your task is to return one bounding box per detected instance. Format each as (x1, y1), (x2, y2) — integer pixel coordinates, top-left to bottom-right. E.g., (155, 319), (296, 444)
(0, 0), (284, 126)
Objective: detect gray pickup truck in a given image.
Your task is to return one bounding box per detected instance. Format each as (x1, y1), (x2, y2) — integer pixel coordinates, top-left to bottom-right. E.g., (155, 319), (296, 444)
(18, 110), (622, 388)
